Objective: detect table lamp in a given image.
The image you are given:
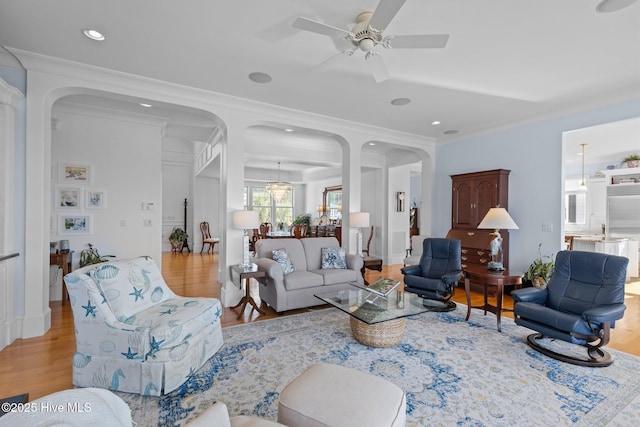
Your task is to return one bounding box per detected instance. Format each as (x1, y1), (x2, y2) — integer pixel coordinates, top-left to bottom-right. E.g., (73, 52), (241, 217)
(477, 207), (518, 271)
(350, 212), (370, 257)
(232, 210), (260, 268)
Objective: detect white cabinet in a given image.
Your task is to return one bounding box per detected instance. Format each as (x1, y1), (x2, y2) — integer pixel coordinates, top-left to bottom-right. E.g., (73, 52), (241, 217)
(596, 239), (631, 281)
(588, 178), (607, 232)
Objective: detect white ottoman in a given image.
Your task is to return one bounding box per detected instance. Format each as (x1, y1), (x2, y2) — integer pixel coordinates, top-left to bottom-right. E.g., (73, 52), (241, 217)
(277, 363), (406, 427)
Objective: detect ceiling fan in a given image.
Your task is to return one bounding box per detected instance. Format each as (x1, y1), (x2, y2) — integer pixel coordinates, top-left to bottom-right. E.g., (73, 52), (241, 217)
(292, 0), (449, 82)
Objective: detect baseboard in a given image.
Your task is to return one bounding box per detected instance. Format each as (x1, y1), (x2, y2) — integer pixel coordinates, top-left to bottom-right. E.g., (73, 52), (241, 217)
(18, 307), (51, 339)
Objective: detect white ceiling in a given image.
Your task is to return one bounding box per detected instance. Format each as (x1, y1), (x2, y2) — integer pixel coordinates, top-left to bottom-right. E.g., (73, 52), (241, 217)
(2, 0), (639, 171)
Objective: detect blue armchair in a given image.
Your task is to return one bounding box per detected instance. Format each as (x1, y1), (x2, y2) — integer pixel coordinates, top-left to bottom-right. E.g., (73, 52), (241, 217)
(401, 238), (462, 311)
(512, 250), (628, 367)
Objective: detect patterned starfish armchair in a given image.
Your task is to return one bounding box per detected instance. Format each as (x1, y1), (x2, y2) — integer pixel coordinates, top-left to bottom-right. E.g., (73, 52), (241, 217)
(64, 256), (223, 395)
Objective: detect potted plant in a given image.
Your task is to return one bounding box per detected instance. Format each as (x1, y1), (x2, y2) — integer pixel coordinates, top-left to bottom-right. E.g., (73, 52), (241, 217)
(523, 243), (555, 287)
(79, 243), (115, 267)
(623, 153), (640, 168)
(292, 213), (312, 235)
(169, 227), (188, 251)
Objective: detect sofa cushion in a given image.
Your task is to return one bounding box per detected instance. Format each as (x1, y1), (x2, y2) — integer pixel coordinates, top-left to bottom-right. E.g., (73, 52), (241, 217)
(283, 270), (324, 290)
(312, 268), (359, 286)
(272, 249), (295, 276)
(255, 239), (308, 272)
(321, 247), (347, 269)
(300, 237), (340, 271)
(89, 257), (174, 318)
(136, 297), (223, 360)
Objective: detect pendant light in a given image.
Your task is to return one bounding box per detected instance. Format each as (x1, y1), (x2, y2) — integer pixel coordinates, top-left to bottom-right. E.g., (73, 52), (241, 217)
(579, 143), (588, 192)
(266, 162), (292, 202)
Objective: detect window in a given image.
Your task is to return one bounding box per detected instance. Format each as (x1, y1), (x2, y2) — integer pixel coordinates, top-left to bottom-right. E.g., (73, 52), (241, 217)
(248, 185), (293, 225)
(565, 192), (586, 224)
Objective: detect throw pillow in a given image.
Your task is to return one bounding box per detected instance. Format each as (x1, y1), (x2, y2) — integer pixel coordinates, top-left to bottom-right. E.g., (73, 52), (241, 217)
(272, 249), (295, 275)
(321, 247), (347, 269)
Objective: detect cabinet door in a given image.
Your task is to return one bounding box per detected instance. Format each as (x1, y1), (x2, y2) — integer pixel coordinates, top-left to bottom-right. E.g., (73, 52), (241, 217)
(452, 180), (474, 228)
(474, 177), (498, 225)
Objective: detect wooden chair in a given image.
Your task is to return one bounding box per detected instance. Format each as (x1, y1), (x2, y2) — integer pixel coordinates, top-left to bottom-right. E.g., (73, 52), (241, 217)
(564, 235), (574, 250)
(200, 222), (220, 254)
(290, 224), (307, 239)
(362, 225), (374, 256)
(259, 222), (272, 239)
(249, 229), (260, 254)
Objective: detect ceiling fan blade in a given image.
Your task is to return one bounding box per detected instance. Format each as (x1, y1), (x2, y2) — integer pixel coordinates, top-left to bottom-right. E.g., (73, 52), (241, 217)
(369, 0), (407, 32)
(367, 52), (391, 83)
(292, 17), (352, 39)
(308, 50), (354, 75)
(384, 34), (449, 49)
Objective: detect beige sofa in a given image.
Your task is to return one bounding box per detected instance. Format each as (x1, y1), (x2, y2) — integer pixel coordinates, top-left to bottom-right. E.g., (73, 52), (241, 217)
(254, 237), (364, 313)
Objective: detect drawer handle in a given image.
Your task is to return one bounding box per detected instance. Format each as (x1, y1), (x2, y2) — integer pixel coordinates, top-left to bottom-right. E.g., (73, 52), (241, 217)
(461, 249), (468, 254)
(461, 263), (468, 268)
(461, 256), (468, 261)
(467, 232), (475, 236)
(479, 258), (488, 263)
(477, 251), (485, 256)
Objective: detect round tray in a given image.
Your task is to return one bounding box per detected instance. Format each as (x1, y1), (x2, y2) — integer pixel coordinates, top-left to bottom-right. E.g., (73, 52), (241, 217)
(350, 316), (405, 348)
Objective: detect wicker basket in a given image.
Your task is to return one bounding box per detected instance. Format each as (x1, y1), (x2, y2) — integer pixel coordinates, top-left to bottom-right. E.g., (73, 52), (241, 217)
(350, 317), (405, 348)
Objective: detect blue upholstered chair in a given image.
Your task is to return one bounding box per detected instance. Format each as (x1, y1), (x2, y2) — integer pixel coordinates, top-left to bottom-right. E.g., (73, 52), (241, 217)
(512, 250), (628, 367)
(401, 238), (462, 311)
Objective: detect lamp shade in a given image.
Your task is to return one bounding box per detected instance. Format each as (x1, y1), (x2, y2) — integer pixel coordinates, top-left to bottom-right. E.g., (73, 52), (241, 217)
(232, 210), (260, 230)
(350, 212), (370, 228)
(477, 208), (519, 230)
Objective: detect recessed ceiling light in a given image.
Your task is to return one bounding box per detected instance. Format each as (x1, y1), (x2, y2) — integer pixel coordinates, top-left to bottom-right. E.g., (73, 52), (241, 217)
(83, 29), (105, 41)
(444, 130), (459, 135)
(368, 142), (376, 146)
(139, 103), (152, 108)
(249, 72), (272, 83)
(431, 121), (441, 126)
(390, 98), (411, 106)
(284, 128), (294, 132)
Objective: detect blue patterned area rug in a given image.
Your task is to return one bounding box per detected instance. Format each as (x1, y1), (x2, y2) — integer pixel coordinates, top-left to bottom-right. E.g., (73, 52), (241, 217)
(119, 305), (640, 426)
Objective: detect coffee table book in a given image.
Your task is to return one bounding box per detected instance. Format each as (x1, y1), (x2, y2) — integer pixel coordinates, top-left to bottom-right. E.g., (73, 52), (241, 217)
(359, 277), (401, 297)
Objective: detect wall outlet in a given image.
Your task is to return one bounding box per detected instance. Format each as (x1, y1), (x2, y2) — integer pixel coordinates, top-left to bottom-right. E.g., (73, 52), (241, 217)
(542, 222), (553, 232)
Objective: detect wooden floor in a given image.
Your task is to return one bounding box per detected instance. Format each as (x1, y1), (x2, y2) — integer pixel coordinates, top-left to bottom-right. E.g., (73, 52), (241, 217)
(1, 252), (638, 401)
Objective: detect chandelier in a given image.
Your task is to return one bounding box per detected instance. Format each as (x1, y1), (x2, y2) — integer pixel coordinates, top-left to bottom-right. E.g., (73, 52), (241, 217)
(266, 162), (291, 202)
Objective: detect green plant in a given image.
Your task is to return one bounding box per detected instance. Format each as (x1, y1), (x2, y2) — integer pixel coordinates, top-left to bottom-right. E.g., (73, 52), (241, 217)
(292, 213), (311, 226)
(169, 227), (188, 245)
(79, 243), (115, 267)
(623, 153), (640, 162)
(523, 243), (555, 287)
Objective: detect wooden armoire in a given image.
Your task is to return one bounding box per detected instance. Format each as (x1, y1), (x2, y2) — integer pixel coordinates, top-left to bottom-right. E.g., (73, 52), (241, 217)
(446, 169), (511, 270)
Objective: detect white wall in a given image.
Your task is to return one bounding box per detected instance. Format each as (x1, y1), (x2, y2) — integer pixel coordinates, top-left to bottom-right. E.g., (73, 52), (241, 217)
(387, 165), (411, 264)
(361, 169), (382, 257)
(434, 98), (640, 272)
(51, 107), (163, 269)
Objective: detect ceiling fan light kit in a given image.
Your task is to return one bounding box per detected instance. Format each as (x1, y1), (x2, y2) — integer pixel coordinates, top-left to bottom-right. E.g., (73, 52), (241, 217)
(292, 0), (450, 82)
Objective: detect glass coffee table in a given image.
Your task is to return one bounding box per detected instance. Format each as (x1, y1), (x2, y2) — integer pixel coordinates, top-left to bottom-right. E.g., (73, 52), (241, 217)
(315, 284), (430, 347)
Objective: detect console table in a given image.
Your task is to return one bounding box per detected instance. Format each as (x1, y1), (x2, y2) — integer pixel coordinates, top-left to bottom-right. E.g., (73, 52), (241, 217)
(50, 252), (73, 304)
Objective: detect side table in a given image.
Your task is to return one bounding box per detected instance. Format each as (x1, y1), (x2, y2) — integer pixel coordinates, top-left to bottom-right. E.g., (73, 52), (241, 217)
(360, 256), (383, 286)
(230, 263), (267, 320)
(463, 264), (523, 332)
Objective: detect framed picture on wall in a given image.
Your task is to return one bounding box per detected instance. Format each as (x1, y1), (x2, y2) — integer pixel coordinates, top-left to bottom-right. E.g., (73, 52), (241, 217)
(59, 214), (92, 234)
(59, 162), (92, 184)
(85, 189), (106, 209)
(55, 185), (83, 210)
